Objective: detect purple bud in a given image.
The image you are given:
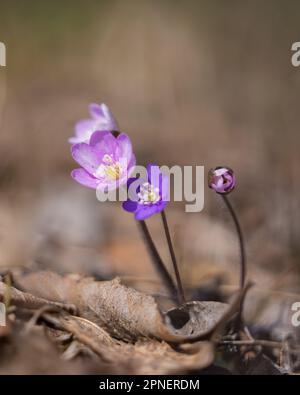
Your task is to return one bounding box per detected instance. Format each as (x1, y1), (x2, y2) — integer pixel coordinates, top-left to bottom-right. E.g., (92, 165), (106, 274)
(208, 166), (236, 194)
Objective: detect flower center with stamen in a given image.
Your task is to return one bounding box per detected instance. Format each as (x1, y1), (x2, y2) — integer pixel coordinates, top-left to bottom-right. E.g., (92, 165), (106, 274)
(94, 154), (123, 181)
(138, 182), (160, 205)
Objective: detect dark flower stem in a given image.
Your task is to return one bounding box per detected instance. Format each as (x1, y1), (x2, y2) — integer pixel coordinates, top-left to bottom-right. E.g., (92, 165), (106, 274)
(160, 211), (186, 304)
(221, 195), (246, 289)
(138, 220), (179, 304)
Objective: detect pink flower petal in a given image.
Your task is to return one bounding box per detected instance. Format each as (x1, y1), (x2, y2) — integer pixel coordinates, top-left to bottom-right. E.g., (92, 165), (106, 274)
(75, 119), (97, 137)
(71, 143), (100, 175)
(117, 133), (134, 162)
(89, 103), (105, 119)
(92, 133), (120, 158)
(89, 103), (118, 129)
(89, 130), (111, 146)
(71, 168), (98, 189)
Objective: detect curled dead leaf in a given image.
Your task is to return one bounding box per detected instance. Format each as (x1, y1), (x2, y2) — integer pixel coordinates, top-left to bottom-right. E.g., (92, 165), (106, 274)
(14, 271), (235, 343)
(44, 314), (214, 374)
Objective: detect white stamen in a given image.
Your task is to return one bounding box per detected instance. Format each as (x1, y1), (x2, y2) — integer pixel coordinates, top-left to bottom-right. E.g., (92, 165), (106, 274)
(138, 182), (161, 205)
(94, 154), (123, 181)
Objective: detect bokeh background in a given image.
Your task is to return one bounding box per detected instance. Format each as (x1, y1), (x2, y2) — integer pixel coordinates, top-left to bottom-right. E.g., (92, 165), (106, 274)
(0, 0), (300, 372)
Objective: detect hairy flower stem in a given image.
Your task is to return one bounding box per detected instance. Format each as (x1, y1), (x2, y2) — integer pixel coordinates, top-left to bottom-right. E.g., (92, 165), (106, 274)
(138, 220), (179, 304)
(161, 211), (186, 305)
(221, 195), (246, 289)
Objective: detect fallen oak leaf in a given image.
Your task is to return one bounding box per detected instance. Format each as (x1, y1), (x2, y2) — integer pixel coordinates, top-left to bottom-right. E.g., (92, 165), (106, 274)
(160, 283), (252, 344)
(16, 272), (172, 341)
(14, 271), (244, 343)
(0, 281), (76, 314)
(43, 313), (214, 374)
(45, 314), (117, 363)
(165, 300), (229, 336)
(124, 339), (214, 374)
(0, 319), (94, 374)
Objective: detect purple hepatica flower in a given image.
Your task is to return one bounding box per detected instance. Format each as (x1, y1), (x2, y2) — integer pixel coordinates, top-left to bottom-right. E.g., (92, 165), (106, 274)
(69, 103), (118, 144)
(71, 131), (135, 191)
(208, 166), (236, 194)
(123, 164), (169, 220)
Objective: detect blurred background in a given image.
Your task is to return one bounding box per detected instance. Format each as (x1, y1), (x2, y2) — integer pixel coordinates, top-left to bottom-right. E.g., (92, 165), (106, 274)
(0, 0), (300, 357)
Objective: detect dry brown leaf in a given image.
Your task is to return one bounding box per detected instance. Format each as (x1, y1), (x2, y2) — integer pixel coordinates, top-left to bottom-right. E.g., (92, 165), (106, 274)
(0, 323), (95, 374)
(14, 270), (232, 343)
(44, 313), (214, 374)
(0, 280), (76, 313)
